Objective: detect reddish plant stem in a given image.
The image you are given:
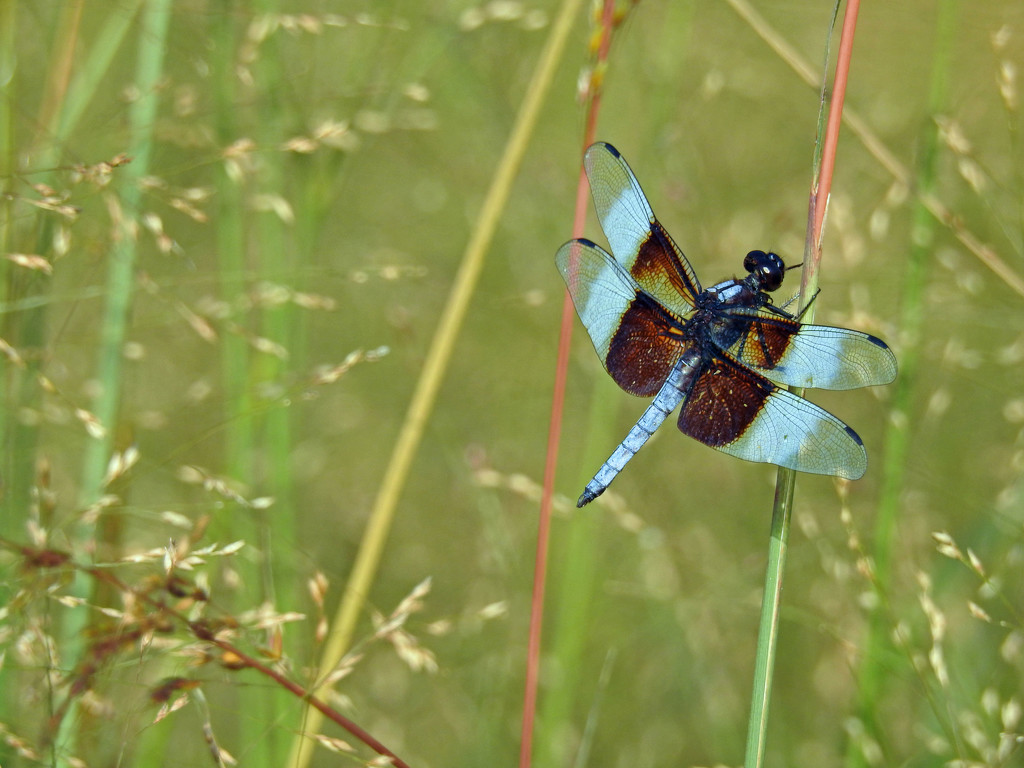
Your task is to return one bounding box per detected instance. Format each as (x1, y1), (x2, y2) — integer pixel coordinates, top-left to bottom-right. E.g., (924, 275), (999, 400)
(10, 546), (412, 768)
(803, 0), (860, 298)
(192, 626), (410, 768)
(524, 2), (620, 767)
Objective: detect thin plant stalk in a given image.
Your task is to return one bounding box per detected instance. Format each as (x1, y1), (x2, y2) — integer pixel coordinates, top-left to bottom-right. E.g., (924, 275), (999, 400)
(726, 0), (1023, 300)
(745, 471), (797, 767)
(0, 0), (17, 739)
(57, 2), (172, 764)
(527, 2), (638, 766)
(0, 0), (141, 531)
(744, 1), (860, 766)
(285, 1), (585, 765)
(0, 3), (141, 754)
(0, 0), (16, 521)
(75, 0), (171, 523)
(3, 0), (87, 554)
(208, 1), (253, 537)
(241, 0), (300, 762)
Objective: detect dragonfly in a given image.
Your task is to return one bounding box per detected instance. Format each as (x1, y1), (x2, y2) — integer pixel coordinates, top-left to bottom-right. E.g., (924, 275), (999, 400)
(556, 142), (897, 507)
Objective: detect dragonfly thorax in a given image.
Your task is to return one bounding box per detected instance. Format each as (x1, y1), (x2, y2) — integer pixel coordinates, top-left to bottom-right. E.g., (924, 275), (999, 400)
(699, 250), (786, 311)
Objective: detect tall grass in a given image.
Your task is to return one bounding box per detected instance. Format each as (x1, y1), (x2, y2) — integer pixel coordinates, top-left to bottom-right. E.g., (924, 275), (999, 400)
(2, 2), (148, 761)
(531, 3), (642, 766)
(0, 4), (417, 766)
(58, 3), (170, 763)
(0, 2), (1020, 767)
(287, 1), (589, 765)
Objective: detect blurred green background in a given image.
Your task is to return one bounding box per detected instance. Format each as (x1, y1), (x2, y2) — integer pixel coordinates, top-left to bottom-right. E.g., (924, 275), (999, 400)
(1, 1), (1022, 767)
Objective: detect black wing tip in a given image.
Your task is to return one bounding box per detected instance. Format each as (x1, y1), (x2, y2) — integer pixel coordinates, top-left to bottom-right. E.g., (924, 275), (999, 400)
(865, 333), (892, 351)
(844, 424), (865, 447)
(555, 238), (590, 265)
(556, 237), (600, 252)
(589, 141), (618, 158)
(837, 424), (868, 480)
(869, 335), (900, 383)
(554, 239), (603, 274)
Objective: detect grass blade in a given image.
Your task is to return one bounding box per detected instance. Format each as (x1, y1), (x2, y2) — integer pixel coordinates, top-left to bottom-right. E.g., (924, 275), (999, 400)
(744, 2), (860, 765)
(535, 3), (655, 766)
(286, 2), (586, 765)
(745, 471), (797, 768)
(52, 3), (173, 763)
(76, 0), (171, 513)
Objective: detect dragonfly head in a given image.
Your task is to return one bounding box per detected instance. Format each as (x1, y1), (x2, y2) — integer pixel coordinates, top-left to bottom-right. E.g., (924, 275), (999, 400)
(743, 250), (786, 293)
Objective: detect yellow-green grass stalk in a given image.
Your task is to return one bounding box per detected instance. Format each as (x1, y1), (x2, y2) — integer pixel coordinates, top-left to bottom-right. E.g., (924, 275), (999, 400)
(9, 0), (143, 520)
(286, 0), (586, 765)
(75, 0), (171, 529)
(744, 469), (797, 768)
(845, 1), (959, 765)
(208, 0), (255, 550)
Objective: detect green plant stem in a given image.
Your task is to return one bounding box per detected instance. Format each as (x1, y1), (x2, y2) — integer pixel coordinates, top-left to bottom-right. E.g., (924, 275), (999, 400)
(744, 1), (857, 764)
(0, 2), (17, 755)
(531, 3), (627, 763)
(57, 2), (172, 764)
(76, 0), (169, 531)
(0, 0), (17, 534)
(210, 0), (255, 545)
(248, 0), (297, 761)
(1, 0), (140, 535)
(744, 470), (796, 768)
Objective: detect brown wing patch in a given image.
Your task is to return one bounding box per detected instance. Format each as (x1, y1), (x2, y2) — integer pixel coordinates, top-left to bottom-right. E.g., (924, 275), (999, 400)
(677, 354), (774, 447)
(629, 222), (700, 315)
(718, 312), (799, 371)
(606, 297), (683, 397)
(740, 315), (798, 369)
